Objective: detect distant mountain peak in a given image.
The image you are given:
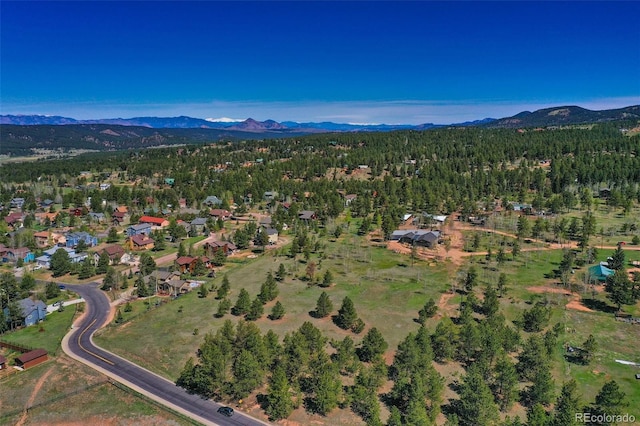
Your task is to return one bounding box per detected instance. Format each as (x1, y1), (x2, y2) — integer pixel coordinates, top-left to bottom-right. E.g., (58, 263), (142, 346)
(205, 117), (245, 123)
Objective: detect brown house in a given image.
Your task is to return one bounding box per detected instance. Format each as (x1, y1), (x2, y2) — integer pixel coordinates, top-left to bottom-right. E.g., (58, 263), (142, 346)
(175, 256), (196, 273)
(16, 348), (48, 369)
(94, 244), (125, 265)
(112, 210), (129, 226)
(203, 241), (237, 257)
(210, 209), (232, 221)
(33, 231), (50, 249)
(175, 256), (211, 274)
(126, 234), (155, 251)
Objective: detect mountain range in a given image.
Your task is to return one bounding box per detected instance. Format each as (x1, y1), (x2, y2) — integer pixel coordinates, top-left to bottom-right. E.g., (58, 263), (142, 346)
(1, 105), (638, 157)
(2, 105), (639, 132)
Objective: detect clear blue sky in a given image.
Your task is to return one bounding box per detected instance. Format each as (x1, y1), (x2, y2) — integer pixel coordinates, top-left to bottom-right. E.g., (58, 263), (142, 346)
(2, 1), (639, 124)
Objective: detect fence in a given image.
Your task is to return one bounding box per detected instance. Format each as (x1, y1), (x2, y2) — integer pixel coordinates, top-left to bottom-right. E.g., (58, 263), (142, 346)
(0, 379), (108, 421)
(0, 340), (35, 353)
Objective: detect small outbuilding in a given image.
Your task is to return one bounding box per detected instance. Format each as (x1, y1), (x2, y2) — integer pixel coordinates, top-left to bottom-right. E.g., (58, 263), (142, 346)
(0, 354), (7, 370)
(16, 348), (48, 369)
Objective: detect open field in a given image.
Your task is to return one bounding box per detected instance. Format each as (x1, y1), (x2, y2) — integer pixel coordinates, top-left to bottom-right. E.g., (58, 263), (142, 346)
(93, 223), (640, 424)
(95, 235), (452, 381)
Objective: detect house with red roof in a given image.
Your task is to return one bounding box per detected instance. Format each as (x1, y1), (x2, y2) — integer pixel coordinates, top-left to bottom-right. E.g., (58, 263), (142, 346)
(139, 216), (169, 229)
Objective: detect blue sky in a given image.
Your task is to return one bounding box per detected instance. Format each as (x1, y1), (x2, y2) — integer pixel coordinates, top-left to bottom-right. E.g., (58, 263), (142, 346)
(1, 1), (639, 124)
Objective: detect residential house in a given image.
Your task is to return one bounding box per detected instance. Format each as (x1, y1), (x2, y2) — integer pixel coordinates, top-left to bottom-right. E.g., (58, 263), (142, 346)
(4, 212), (24, 227)
(0, 244), (7, 260)
(145, 270), (181, 294)
(65, 232), (98, 249)
(2, 247), (34, 264)
(126, 234), (155, 251)
(259, 216), (272, 227)
(510, 202), (533, 213)
(190, 217), (208, 235)
(203, 195), (223, 206)
(93, 244), (125, 265)
(175, 256), (211, 274)
(203, 241), (237, 257)
(392, 229), (441, 249)
(265, 228), (279, 245)
(34, 211), (58, 226)
(165, 279), (191, 296)
(139, 216), (169, 230)
(10, 197), (25, 209)
(40, 199), (54, 209)
(88, 212), (106, 223)
(126, 223), (152, 237)
(210, 209), (232, 221)
(18, 297), (47, 326)
(298, 210), (317, 221)
(264, 191), (278, 201)
(33, 231), (50, 249)
(35, 246), (87, 269)
(164, 178), (175, 186)
(112, 210), (129, 226)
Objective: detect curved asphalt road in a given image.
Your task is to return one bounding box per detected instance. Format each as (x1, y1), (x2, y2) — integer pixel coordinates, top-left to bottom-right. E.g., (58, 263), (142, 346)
(61, 282), (270, 426)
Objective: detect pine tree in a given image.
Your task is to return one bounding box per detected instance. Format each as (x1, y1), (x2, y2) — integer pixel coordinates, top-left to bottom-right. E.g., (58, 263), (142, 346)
(336, 296), (358, 330)
(431, 317), (456, 362)
(78, 257), (95, 279)
(216, 274), (230, 299)
(96, 251), (110, 274)
(276, 263), (287, 281)
(591, 380), (627, 419)
(497, 273), (508, 297)
(314, 291), (333, 318)
(581, 334), (597, 364)
(358, 327), (388, 362)
(457, 364), (500, 426)
(417, 298), (437, 324)
(115, 308), (124, 323)
(269, 301), (285, 320)
(258, 272), (278, 304)
(551, 380), (581, 426)
(198, 284), (209, 298)
(231, 349), (263, 399)
(492, 351), (518, 411)
(266, 366), (293, 420)
(215, 298), (232, 318)
(101, 266), (117, 290)
(232, 288), (251, 316)
(526, 403), (550, 426)
(526, 367), (555, 407)
(482, 285), (500, 317)
(245, 296), (264, 321)
(320, 269), (333, 288)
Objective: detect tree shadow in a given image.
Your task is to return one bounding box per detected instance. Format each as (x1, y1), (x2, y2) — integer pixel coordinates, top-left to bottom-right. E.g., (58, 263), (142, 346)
(581, 298), (617, 314)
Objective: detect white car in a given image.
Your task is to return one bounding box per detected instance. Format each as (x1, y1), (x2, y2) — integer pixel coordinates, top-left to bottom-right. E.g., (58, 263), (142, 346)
(32, 265), (43, 271)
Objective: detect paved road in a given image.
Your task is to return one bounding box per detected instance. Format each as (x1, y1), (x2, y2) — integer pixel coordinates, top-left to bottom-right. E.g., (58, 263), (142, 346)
(62, 282), (269, 426)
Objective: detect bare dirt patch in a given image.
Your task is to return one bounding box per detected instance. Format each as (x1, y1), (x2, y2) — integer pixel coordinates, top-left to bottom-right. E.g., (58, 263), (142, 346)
(527, 285), (595, 312)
